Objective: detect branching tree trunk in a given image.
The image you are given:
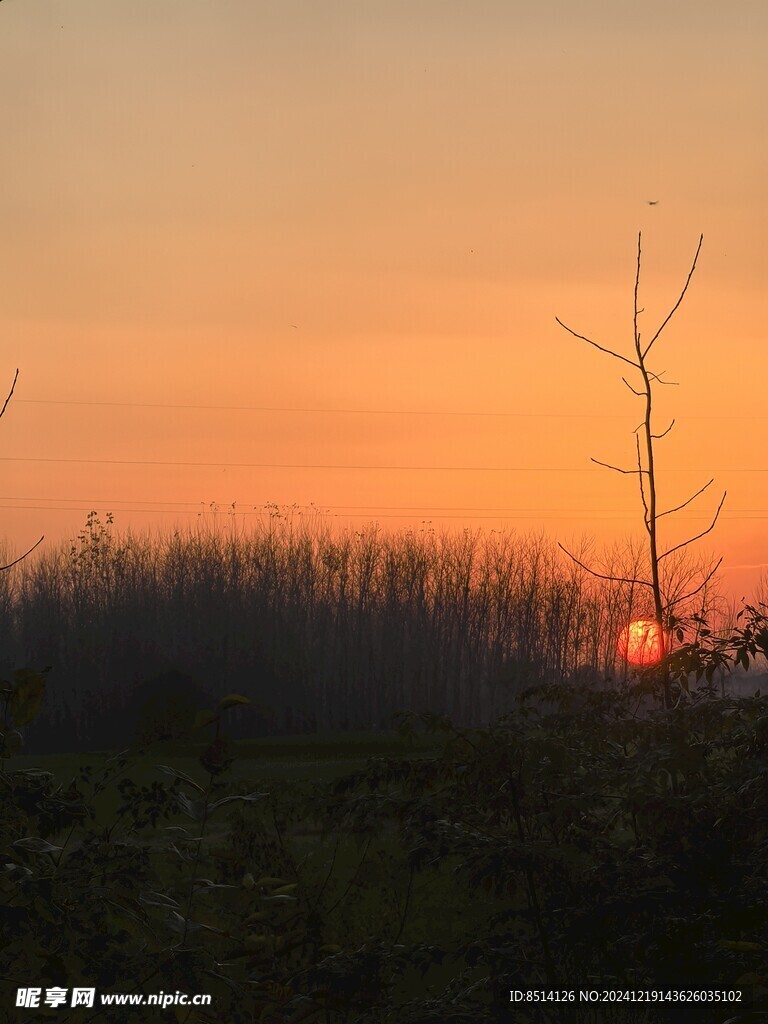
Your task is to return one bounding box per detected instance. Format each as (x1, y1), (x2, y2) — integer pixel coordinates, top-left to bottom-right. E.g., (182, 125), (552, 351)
(556, 234), (725, 708)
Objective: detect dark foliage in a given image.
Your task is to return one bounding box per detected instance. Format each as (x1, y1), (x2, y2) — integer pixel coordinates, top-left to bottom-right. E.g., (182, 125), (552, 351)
(2, 658), (768, 1023)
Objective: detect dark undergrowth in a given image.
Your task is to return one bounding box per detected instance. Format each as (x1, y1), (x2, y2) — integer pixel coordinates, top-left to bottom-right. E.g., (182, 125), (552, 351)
(2, 667), (768, 1024)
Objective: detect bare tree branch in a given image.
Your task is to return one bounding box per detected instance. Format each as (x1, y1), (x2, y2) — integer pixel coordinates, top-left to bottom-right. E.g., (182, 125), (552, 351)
(642, 233), (704, 359)
(0, 534), (44, 572)
(657, 478), (714, 520)
(555, 317), (641, 370)
(633, 234), (642, 363)
(636, 433), (650, 530)
(0, 367), (47, 575)
(646, 371), (679, 386)
(0, 368), (19, 421)
(651, 418), (675, 440)
(658, 490), (727, 561)
(622, 376), (644, 396)
(664, 557), (723, 611)
(591, 457), (647, 475)
(558, 542), (654, 589)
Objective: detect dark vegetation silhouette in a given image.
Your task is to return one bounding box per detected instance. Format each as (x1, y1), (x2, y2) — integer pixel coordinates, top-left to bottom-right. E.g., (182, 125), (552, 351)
(0, 511), (730, 755)
(3, 256), (768, 1021)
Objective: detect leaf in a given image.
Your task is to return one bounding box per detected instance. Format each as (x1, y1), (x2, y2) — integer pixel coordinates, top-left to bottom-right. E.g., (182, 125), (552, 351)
(2, 862), (32, 878)
(139, 891), (180, 909)
(166, 911), (193, 934)
(217, 694), (251, 711)
(208, 791), (269, 811)
(104, 893), (150, 925)
(243, 911), (268, 926)
(192, 878), (239, 891)
(13, 837), (62, 855)
(155, 764), (204, 793)
(176, 791), (205, 821)
(272, 884), (298, 896)
(166, 911), (223, 934)
(719, 940), (763, 952)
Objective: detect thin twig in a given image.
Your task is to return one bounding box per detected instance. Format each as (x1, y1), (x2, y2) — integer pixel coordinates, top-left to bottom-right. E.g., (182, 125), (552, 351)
(658, 491), (726, 561)
(633, 234), (642, 364)
(622, 376), (643, 396)
(555, 317), (641, 370)
(643, 233), (704, 359)
(393, 861), (415, 944)
(651, 418), (675, 440)
(636, 434), (650, 530)
(665, 557), (723, 611)
(558, 543), (654, 589)
(591, 457), (646, 475)
(0, 369), (19, 420)
(657, 479), (713, 519)
(0, 535), (44, 572)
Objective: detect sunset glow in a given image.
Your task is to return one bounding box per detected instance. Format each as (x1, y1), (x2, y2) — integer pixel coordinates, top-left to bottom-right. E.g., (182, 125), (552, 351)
(1, 1), (766, 602)
(617, 620), (670, 668)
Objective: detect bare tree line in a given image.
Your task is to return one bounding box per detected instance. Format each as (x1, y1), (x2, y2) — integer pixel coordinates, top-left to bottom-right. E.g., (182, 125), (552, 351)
(0, 509), (729, 752)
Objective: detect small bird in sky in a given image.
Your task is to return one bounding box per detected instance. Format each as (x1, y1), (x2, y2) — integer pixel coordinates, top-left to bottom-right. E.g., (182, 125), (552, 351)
(647, 200), (659, 206)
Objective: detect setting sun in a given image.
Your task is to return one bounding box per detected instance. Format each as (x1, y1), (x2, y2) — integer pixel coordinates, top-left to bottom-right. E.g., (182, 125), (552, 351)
(617, 619), (670, 667)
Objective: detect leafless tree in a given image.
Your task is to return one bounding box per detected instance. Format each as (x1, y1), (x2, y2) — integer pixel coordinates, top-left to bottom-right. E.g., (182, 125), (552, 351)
(556, 234), (724, 707)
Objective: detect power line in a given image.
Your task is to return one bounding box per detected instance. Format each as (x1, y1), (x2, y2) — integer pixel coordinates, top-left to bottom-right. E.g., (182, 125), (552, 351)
(0, 456), (762, 472)
(3, 496), (768, 515)
(0, 502), (764, 522)
(12, 398), (768, 421)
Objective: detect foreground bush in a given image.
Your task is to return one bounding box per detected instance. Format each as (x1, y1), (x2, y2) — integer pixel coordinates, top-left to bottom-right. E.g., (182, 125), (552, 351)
(2, 672), (768, 1023)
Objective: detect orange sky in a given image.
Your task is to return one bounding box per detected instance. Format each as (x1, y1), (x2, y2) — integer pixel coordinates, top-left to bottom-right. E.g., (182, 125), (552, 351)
(1, 0), (767, 602)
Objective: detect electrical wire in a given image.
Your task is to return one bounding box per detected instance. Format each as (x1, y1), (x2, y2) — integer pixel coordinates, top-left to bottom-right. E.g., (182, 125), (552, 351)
(0, 501), (763, 521)
(0, 456), (763, 472)
(12, 397), (768, 420)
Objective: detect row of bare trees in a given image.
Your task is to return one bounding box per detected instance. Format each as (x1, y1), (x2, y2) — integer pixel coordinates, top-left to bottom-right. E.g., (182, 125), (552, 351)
(0, 511), (729, 751)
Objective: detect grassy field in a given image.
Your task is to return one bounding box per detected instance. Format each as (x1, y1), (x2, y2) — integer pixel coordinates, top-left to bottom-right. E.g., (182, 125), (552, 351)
(4, 729), (445, 852)
(6, 728), (443, 781)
